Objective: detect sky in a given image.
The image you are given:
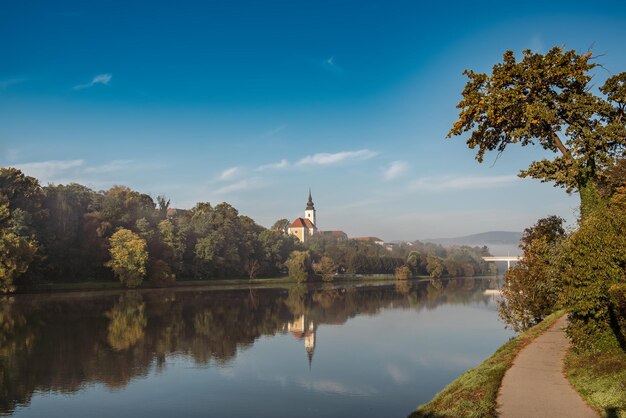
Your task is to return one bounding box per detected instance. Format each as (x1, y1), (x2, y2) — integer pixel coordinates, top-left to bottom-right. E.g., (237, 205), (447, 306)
(2, 0), (626, 240)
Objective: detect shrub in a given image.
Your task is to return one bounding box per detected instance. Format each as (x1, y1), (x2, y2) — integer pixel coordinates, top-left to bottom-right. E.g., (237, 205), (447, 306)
(314, 256), (335, 282)
(395, 265), (411, 281)
(284, 250), (311, 283)
(561, 206), (626, 349)
(498, 216), (566, 332)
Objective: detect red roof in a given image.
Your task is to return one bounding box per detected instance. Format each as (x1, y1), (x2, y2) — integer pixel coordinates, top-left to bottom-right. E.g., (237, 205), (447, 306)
(290, 217), (315, 228)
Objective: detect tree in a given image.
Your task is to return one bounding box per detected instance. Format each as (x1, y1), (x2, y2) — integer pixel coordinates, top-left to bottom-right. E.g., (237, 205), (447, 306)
(448, 47), (626, 218)
(498, 216), (566, 332)
(315, 256), (335, 282)
(395, 265), (411, 281)
(0, 228), (36, 293)
(106, 228), (148, 288)
(426, 255), (444, 278)
(284, 250), (311, 282)
(271, 218), (290, 233)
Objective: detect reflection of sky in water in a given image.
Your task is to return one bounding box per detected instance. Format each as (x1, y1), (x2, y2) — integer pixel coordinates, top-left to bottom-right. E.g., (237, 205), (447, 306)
(8, 283), (513, 418)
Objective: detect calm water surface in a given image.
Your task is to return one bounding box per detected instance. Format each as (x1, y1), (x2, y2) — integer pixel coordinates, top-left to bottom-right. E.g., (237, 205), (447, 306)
(1, 278), (512, 417)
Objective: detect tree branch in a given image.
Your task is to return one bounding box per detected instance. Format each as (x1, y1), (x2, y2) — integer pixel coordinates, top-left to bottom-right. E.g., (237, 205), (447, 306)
(551, 130), (572, 159)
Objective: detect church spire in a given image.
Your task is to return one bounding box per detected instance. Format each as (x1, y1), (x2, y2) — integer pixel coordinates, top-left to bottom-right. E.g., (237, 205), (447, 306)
(306, 188), (315, 210)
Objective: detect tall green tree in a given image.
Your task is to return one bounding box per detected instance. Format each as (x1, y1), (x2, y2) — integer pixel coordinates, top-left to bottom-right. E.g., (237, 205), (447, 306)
(448, 47), (626, 217)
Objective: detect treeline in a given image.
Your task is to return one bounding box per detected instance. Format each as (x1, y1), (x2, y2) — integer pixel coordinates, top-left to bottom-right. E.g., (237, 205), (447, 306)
(0, 167), (494, 292)
(304, 235), (493, 279)
(0, 167), (303, 291)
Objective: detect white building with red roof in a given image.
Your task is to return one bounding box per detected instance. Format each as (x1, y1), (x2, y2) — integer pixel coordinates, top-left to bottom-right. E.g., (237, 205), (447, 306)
(287, 190), (318, 243)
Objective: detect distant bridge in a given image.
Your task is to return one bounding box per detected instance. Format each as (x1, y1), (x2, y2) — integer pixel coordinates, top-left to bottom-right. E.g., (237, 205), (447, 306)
(482, 256), (521, 269)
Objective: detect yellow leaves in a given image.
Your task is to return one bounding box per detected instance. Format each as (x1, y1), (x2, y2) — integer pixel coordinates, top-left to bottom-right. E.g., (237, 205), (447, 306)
(107, 228), (148, 288)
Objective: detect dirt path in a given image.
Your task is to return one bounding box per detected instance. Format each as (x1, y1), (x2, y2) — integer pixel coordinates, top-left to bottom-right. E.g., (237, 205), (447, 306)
(497, 315), (599, 418)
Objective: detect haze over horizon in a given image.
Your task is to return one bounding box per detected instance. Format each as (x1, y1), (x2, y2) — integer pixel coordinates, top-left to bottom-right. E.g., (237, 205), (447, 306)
(2, 1), (626, 240)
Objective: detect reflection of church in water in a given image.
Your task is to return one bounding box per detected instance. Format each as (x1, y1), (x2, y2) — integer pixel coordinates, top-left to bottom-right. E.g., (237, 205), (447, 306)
(287, 314), (317, 367)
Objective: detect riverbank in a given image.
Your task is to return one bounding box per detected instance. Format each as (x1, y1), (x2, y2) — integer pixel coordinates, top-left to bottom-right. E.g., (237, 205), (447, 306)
(409, 311), (564, 418)
(18, 273), (422, 294)
(565, 332), (626, 417)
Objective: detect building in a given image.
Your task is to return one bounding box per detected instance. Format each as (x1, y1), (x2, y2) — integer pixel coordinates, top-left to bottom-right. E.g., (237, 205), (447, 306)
(318, 230), (348, 240)
(352, 236), (385, 246)
(287, 191), (348, 243)
(288, 190), (318, 243)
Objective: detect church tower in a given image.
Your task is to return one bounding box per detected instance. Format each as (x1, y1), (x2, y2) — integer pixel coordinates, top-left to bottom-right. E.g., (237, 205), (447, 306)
(304, 189), (316, 226)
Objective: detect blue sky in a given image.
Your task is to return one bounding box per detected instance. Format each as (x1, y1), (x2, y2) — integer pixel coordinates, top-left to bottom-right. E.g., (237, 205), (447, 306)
(2, 0), (626, 240)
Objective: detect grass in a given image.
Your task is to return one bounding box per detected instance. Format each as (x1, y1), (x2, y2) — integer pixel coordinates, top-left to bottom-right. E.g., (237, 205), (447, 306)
(409, 310), (564, 418)
(565, 332), (626, 418)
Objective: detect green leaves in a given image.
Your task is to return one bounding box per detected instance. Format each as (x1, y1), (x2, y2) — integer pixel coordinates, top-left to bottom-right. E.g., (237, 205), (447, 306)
(449, 47), (626, 202)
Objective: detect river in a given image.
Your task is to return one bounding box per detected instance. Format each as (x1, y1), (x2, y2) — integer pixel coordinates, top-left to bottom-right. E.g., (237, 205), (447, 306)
(0, 278), (512, 417)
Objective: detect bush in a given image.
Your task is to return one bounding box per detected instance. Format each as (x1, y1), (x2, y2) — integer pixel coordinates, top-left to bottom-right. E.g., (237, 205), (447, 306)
(314, 256), (335, 282)
(609, 283), (626, 346)
(395, 265), (411, 281)
(149, 259), (176, 287)
(498, 216), (566, 332)
(561, 206), (626, 349)
(284, 250), (311, 283)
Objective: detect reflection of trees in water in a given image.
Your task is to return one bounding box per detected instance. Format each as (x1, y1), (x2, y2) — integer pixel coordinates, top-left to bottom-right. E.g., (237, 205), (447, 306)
(285, 283), (307, 316)
(0, 297), (39, 412)
(105, 292), (147, 351)
(0, 278), (497, 414)
(395, 280), (411, 295)
(313, 283), (340, 308)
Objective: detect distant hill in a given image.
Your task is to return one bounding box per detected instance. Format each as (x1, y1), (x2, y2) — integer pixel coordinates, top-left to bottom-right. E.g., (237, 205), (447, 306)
(421, 231), (522, 256)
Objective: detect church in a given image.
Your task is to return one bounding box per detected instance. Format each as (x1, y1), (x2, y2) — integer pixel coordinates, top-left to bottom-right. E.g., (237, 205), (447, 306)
(287, 190), (347, 243)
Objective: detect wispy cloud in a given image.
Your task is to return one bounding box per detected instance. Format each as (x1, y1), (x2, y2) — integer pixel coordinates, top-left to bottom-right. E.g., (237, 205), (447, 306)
(13, 159), (85, 183)
(219, 166), (242, 181)
(83, 159), (134, 174)
(410, 175), (519, 191)
(0, 78), (27, 90)
(296, 149), (377, 166)
(261, 124), (287, 139)
(384, 161), (409, 181)
(321, 56), (343, 73)
(214, 178), (260, 195)
(257, 159), (290, 171)
(73, 73), (112, 90)
(8, 158), (155, 186)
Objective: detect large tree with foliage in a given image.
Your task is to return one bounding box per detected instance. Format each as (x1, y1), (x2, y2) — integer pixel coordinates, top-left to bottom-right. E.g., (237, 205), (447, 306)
(448, 47), (626, 217)
(106, 228), (148, 288)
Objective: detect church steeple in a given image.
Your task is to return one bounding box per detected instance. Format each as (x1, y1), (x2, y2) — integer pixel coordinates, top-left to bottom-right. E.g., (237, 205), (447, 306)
(306, 188), (315, 210)
(304, 189), (316, 227)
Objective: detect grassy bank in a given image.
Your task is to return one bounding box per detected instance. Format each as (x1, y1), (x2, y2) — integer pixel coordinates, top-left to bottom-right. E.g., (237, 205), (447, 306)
(21, 273), (425, 293)
(409, 311), (564, 418)
(565, 333), (626, 417)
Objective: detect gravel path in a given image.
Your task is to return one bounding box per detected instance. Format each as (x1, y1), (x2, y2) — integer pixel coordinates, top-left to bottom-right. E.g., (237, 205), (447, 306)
(497, 315), (599, 418)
